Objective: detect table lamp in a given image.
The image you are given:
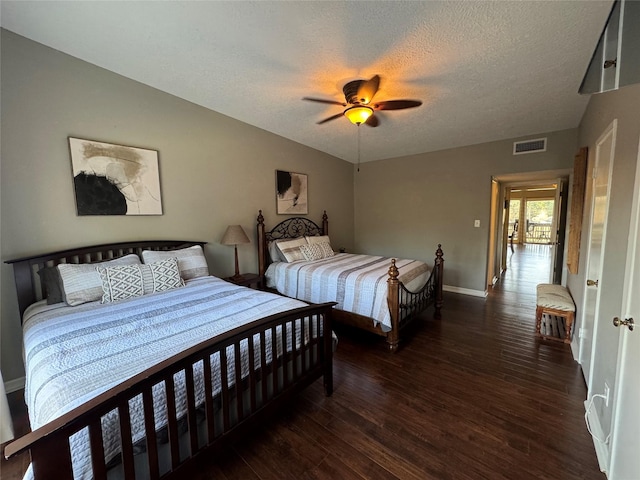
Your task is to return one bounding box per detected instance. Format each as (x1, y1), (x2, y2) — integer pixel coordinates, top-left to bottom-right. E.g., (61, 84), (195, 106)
(221, 225), (251, 280)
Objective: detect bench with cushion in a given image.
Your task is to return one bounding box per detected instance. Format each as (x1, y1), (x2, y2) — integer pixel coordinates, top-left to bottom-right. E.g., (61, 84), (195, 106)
(536, 284), (576, 343)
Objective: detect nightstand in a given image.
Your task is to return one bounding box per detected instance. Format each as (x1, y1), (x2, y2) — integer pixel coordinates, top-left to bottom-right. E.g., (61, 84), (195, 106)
(224, 273), (263, 290)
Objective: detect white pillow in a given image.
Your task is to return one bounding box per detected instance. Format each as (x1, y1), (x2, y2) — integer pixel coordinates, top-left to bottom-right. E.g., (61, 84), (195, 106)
(98, 258), (184, 303)
(276, 237), (308, 262)
(268, 240), (287, 263)
(57, 254), (141, 306)
(142, 245), (209, 280)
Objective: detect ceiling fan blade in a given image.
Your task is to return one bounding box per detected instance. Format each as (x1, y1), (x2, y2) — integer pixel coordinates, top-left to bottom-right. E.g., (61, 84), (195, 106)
(365, 114), (379, 127)
(356, 75), (380, 105)
(374, 100), (422, 110)
(302, 97), (347, 106)
(317, 112), (345, 125)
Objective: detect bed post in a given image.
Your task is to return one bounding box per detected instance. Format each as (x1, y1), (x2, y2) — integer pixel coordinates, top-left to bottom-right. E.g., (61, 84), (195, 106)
(322, 308), (334, 396)
(434, 244), (444, 319)
(257, 210), (267, 277)
(386, 259), (401, 352)
(322, 211), (328, 235)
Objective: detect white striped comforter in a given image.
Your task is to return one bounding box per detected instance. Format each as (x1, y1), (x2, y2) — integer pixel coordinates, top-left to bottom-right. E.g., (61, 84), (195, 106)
(265, 253), (430, 331)
(21, 276), (308, 480)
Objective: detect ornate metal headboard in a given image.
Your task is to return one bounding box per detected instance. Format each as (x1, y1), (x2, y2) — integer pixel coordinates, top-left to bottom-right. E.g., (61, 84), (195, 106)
(257, 210), (328, 276)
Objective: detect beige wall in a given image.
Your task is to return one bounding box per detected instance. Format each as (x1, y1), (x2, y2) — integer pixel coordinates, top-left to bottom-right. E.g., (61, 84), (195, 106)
(354, 129), (578, 292)
(0, 30), (354, 383)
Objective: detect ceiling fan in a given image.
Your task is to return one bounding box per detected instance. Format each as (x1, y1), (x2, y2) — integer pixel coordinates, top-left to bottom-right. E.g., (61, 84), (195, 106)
(302, 75), (422, 127)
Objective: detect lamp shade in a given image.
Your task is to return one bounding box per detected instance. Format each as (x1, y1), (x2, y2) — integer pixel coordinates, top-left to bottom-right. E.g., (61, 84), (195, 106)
(221, 225), (250, 245)
(344, 106), (374, 125)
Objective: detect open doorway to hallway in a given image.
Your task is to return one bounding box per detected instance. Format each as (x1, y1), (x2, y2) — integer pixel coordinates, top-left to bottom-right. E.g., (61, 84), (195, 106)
(503, 182), (568, 285)
(487, 171), (571, 291)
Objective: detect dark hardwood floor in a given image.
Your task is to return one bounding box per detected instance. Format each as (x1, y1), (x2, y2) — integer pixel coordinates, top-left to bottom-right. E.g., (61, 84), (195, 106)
(1, 245), (603, 479)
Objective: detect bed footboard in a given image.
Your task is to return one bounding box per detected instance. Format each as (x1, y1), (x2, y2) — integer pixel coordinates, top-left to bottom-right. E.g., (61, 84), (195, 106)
(386, 244), (444, 351)
(4, 304), (334, 480)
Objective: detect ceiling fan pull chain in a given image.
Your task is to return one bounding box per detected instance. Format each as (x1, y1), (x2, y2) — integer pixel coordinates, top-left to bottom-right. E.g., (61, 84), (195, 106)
(357, 125), (361, 172)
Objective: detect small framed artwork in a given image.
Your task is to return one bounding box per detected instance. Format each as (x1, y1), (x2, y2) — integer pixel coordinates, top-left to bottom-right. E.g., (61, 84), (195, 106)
(276, 170), (308, 215)
(68, 137), (163, 215)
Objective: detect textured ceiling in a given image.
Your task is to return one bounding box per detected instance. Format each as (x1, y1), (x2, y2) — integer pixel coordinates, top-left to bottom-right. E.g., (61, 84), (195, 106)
(0, 1), (613, 163)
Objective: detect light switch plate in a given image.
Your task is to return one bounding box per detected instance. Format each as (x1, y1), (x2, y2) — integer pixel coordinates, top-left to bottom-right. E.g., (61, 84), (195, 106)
(474, 220), (480, 228)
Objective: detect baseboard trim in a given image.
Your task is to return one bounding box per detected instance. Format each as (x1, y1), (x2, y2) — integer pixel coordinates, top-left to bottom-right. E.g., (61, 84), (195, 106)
(5, 376), (25, 394)
(443, 285), (488, 298)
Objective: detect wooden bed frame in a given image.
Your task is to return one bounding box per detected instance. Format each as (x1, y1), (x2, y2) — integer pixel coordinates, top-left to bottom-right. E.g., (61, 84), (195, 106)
(4, 240), (334, 480)
(257, 211), (444, 351)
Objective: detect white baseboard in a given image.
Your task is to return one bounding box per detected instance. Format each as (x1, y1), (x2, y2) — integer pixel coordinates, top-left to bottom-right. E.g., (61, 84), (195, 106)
(584, 399), (610, 475)
(4, 376), (25, 394)
(443, 285), (488, 298)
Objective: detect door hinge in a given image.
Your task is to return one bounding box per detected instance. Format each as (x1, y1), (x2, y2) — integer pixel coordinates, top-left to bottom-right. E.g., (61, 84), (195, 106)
(592, 167), (598, 179)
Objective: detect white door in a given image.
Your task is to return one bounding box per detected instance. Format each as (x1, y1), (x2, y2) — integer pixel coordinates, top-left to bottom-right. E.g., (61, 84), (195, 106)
(607, 139), (640, 479)
(580, 120), (617, 385)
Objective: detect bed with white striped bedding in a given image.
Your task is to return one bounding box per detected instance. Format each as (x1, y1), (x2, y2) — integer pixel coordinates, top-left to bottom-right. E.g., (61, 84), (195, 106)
(265, 253), (430, 331)
(21, 276), (309, 480)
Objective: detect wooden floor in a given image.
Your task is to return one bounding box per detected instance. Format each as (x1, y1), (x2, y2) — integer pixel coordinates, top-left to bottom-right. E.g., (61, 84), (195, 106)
(1, 244), (603, 479)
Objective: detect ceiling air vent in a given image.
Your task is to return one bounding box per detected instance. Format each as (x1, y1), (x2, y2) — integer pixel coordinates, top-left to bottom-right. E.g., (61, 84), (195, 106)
(513, 137), (547, 155)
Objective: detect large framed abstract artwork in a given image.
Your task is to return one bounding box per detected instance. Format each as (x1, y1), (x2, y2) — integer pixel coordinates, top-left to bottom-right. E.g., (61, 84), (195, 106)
(68, 137), (163, 216)
(276, 170), (308, 215)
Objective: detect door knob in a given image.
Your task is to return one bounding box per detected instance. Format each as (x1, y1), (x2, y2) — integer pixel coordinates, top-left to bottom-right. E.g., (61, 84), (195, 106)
(613, 317), (635, 331)
(587, 279), (599, 287)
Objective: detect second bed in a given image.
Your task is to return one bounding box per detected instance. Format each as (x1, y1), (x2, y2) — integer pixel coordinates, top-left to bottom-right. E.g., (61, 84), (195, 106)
(257, 211), (444, 351)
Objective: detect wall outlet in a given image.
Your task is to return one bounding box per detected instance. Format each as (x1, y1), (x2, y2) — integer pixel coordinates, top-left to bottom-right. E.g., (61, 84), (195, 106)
(604, 383), (610, 407)
(474, 220), (481, 228)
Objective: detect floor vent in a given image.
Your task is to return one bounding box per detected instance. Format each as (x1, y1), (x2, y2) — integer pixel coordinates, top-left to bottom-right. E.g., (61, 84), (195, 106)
(513, 138), (547, 155)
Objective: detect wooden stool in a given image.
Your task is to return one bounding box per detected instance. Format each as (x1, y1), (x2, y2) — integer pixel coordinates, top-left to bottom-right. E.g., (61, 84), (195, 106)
(536, 284), (576, 343)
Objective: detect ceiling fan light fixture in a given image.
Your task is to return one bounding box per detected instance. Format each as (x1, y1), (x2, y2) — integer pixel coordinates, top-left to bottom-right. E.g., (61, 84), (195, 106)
(344, 106), (373, 125)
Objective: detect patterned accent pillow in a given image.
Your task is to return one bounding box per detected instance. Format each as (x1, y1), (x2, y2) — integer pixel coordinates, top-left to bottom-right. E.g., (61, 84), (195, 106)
(98, 258), (185, 303)
(142, 245), (209, 280)
(98, 264), (144, 303)
(57, 254), (142, 306)
(318, 242), (335, 258)
(299, 243), (325, 261)
(299, 242), (335, 261)
(276, 237), (308, 262)
(146, 258), (185, 292)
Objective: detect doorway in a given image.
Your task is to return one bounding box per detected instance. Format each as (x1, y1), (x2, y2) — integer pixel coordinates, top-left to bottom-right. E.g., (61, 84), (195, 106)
(489, 172), (570, 289)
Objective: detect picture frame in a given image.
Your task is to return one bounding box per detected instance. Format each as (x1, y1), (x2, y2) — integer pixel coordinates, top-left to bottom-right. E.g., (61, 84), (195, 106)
(68, 137), (163, 216)
(276, 170), (308, 215)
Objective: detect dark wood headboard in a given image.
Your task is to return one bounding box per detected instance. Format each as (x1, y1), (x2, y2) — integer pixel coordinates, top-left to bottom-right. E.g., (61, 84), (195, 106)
(5, 240), (207, 319)
(256, 210), (328, 277)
